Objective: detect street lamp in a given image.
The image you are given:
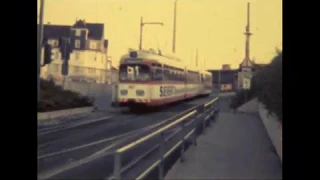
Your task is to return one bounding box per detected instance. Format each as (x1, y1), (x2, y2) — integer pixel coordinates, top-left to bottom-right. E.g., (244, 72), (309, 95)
(139, 16), (164, 50)
(37, 0), (45, 103)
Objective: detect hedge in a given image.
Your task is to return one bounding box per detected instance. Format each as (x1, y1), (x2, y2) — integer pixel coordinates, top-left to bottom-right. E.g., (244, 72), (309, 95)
(38, 79), (93, 112)
(229, 51), (282, 122)
(256, 52), (282, 121)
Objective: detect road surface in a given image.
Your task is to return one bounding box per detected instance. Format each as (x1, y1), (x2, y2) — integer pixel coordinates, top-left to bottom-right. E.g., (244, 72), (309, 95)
(38, 96), (215, 179)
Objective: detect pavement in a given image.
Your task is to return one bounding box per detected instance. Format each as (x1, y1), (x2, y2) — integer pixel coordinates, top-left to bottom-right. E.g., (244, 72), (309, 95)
(164, 97), (282, 179)
(37, 96), (215, 179)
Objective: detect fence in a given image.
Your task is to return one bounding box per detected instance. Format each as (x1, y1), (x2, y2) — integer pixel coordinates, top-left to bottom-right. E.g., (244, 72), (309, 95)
(110, 97), (219, 179)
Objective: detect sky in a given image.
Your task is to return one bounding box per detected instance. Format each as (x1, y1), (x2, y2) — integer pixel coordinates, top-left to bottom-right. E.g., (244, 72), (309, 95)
(37, 0), (282, 70)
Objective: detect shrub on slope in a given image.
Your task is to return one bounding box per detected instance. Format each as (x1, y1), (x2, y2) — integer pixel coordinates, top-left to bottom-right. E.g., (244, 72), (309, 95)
(257, 52), (282, 121)
(229, 51), (282, 122)
(38, 79), (93, 112)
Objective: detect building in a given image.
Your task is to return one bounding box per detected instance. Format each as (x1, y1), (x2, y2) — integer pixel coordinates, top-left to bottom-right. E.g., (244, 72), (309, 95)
(222, 64), (231, 70)
(207, 62), (267, 92)
(39, 20), (116, 84)
(208, 68), (238, 92)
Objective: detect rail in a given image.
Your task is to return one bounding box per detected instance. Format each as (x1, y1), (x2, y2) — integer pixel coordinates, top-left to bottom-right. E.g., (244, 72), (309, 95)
(110, 97), (219, 180)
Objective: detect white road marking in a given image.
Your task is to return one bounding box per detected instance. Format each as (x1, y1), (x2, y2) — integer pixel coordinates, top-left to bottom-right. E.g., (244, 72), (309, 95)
(38, 115), (115, 136)
(39, 127), (143, 159)
(39, 117), (170, 159)
(38, 117), (174, 179)
(38, 98), (215, 179)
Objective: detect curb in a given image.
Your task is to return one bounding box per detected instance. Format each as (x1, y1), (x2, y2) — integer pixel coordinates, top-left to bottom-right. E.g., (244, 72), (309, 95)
(258, 103), (282, 163)
(37, 106), (94, 121)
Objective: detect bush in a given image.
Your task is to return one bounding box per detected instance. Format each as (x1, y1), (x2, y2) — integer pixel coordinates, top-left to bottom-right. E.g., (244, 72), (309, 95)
(229, 89), (256, 110)
(229, 51), (282, 123)
(38, 79), (93, 112)
(257, 52), (282, 121)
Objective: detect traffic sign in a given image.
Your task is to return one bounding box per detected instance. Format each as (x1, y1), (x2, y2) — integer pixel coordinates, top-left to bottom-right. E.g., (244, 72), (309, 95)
(243, 78), (251, 89)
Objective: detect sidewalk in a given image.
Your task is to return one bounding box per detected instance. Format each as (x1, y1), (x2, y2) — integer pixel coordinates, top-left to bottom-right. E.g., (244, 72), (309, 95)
(165, 111), (282, 179)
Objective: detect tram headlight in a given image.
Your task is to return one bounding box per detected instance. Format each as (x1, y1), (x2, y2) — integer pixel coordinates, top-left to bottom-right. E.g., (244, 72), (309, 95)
(120, 89), (128, 95)
(136, 90), (144, 96)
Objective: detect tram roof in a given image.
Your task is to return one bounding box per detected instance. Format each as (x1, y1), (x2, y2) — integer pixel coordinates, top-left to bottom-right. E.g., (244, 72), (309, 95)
(120, 49), (186, 69)
(201, 70), (212, 75)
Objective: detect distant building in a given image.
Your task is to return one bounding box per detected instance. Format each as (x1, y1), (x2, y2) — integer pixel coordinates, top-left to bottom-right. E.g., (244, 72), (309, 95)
(222, 64), (231, 70)
(207, 64), (238, 92)
(39, 19), (116, 84)
(208, 62), (267, 92)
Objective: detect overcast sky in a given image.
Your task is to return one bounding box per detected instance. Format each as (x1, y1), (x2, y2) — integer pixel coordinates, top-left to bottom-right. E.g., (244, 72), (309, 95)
(37, 0), (282, 69)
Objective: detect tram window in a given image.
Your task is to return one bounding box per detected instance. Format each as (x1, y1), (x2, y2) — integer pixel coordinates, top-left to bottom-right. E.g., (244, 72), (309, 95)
(163, 69), (170, 81)
(152, 67), (162, 80)
(119, 64), (150, 81)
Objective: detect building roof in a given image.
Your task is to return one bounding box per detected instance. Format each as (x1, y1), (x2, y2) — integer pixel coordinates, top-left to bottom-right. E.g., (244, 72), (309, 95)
(38, 20), (105, 40)
(86, 23), (104, 40)
(72, 20), (104, 40)
(40, 24), (71, 39)
(240, 58), (254, 68)
(104, 40), (109, 49)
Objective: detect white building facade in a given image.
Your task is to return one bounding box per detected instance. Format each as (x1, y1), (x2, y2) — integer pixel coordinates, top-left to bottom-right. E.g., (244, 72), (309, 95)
(39, 20), (114, 84)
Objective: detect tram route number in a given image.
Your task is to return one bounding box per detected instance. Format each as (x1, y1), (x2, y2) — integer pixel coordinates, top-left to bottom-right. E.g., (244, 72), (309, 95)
(160, 86), (175, 97)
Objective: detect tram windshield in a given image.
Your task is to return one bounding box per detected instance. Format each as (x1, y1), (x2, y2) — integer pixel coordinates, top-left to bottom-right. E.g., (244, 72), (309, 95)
(119, 64), (151, 81)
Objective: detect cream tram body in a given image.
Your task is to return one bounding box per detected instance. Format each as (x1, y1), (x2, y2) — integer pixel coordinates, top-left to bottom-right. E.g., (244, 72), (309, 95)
(117, 50), (211, 108)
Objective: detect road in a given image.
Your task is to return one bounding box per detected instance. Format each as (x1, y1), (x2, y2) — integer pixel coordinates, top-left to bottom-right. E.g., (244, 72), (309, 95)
(38, 96), (215, 179)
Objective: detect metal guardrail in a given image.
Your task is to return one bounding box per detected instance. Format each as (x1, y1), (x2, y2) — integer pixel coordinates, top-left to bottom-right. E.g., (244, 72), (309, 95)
(110, 97), (219, 180)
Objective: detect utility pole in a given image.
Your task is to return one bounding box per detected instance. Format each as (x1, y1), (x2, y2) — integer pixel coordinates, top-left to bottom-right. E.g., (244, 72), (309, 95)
(195, 48), (198, 67)
(243, 2), (252, 101)
(37, 0), (45, 103)
(138, 17), (164, 50)
(243, 2), (252, 67)
(172, 0), (177, 53)
(62, 38), (68, 88)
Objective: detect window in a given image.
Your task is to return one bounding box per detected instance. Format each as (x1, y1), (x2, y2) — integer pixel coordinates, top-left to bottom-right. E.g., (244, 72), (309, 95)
(119, 64), (150, 81)
(75, 29), (81, 36)
(47, 40), (54, 46)
(52, 40), (58, 47)
(75, 40), (81, 48)
(74, 52), (80, 60)
(54, 51), (59, 60)
(49, 64), (59, 73)
(90, 42), (97, 49)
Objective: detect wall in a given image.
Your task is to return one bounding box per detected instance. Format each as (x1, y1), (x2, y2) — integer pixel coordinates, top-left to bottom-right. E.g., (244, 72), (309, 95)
(62, 81), (113, 111)
(40, 49), (112, 84)
(258, 103), (282, 163)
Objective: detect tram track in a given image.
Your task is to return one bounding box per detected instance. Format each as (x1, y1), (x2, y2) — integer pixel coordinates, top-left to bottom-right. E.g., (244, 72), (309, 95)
(38, 96), (214, 179)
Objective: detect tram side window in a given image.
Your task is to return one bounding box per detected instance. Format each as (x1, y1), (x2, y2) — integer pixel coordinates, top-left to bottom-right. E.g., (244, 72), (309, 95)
(161, 65), (183, 82)
(152, 67), (162, 81)
(178, 71), (184, 81)
(187, 71), (200, 83)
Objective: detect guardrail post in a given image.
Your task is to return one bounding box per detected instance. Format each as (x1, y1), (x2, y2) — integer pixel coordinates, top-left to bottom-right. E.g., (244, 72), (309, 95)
(113, 152), (121, 179)
(180, 141), (185, 162)
(202, 113), (206, 135)
(158, 132), (165, 180)
(210, 105), (215, 121)
(180, 121), (186, 162)
(192, 113), (197, 146)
